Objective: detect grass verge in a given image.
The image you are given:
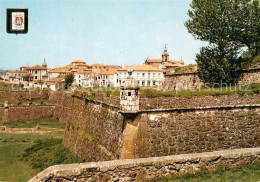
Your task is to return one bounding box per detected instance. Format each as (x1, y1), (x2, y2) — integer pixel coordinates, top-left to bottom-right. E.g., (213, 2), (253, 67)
(0, 118), (65, 129)
(20, 138), (82, 171)
(152, 163), (260, 182)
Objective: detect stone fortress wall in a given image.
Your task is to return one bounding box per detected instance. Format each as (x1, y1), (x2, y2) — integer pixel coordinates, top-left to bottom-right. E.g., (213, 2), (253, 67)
(0, 105), (55, 122)
(163, 61), (260, 91)
(30, 147), (260, 182)
(49, 91), (124, 162)
(0, 90), (49, 103)
(0, 90), (259, 161)
(0, 88), (259, 181)
(123, 105), (259, 159)
(0, 90), (53, 122)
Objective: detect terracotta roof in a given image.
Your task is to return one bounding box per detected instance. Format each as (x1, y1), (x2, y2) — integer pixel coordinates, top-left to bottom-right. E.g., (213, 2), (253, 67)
(23, 73), (34, 77)
(145, 59), (162, 63)
(101, 69), (118, 75)
(90, 64), (104, 67)
(7, 70), (27, 73)
(27, 65), (47, 70)
(72, 60), (86, 63)
(76, 70), (92, 75)
(45, 77), (65, 86)
(119, 65), (163, 72)
(50, 67), (71, 73)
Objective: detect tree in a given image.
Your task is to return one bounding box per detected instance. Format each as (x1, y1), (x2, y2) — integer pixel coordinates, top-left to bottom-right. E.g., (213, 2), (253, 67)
(185, 0), (259, 55)
(196, 45), (241, 85)
(185, 0), (259, 84)
(65, 74), (74, 89)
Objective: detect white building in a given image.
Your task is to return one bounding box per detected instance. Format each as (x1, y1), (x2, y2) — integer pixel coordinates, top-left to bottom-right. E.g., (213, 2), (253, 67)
(75, 70), (93, 87)
(5, 70), (27, 84)
(100, 69), (119, 87)
(118, 65), (164, 87)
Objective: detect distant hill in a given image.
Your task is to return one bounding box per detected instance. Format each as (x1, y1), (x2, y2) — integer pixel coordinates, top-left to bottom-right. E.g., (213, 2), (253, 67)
(0, 69), (6, 74)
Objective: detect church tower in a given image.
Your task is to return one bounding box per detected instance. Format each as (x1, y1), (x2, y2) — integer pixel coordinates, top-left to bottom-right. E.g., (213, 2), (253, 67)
(120, 69), (140, 111)
(162, 44), (169, 63)
(42, 58), (47, 68)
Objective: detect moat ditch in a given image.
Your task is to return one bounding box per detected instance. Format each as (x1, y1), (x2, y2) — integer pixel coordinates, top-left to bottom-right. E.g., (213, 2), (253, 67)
(0, 118), (81, 182)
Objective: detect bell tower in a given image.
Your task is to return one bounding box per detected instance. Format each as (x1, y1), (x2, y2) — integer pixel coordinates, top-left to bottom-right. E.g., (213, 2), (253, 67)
(162, 44), (169, 63)
(120, 69), (140, 111)
(42, 58), (47, 68)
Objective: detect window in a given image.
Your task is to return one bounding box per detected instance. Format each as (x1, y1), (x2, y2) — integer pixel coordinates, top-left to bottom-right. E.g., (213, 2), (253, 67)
(142, 81), (145, 86)
(35, 71), (37, 74)
(142, 73), (145, 77)
(128, 92), (131, 96)
(79, 75), (81, 78)
(153, 81), (156, 86)
(35, 76), (37, 79)
(147, 81), (150, 86)
(137, 73), (140, 78)
(153, 73), (156, 77)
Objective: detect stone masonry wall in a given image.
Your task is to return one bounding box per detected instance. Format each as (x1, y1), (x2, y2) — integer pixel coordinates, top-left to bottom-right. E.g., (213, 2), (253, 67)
(0, 105), (55, 122)
(163, 73), (204, 91)
(163, 68), (260, 91)
(130, 105), (260, 158)
(0, 90), (49, 103)
(29, 147), (260, 182)
(49, 92), (74, 122)
(0, 107), (4, 121)
(239, 69), (260, 85)
(61, 94), (124, 162)
(140, 94), (260, 109)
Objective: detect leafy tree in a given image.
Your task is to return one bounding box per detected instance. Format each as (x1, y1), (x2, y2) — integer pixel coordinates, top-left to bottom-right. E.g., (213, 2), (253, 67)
(196, 45), (241, 85)
(185, 0), (259, 55)
(65, 74), (74, 89)
(185, 0), (259, 84)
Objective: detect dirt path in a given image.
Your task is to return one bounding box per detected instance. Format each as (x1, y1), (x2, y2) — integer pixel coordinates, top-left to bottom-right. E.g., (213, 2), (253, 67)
(0, 126), (64, 134)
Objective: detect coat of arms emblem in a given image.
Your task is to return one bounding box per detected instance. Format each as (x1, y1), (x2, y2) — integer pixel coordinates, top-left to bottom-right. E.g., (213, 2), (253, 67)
(12, 12), (25, 30)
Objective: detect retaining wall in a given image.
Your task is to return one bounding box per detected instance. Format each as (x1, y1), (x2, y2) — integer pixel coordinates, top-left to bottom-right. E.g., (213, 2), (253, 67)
(163, 67), (260, 91)
(0, 105), (55, 122)
(29, 147), (260, 182)
(56, 92), (124, 162)
(0, 90), (49, 102)
(121, 105), (260, 159)
(140, 94), (260, 109)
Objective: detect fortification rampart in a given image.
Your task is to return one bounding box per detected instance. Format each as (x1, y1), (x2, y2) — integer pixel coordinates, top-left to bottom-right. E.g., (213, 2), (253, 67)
(48, 91), (125, 162)
(0, 105), (55, 122)
(46, 91), (260, 161)
(29, 147), (260, 182)
(0, 90), (49, 102)
(163, 65), (260, 91)
(140, 94), (260, 109)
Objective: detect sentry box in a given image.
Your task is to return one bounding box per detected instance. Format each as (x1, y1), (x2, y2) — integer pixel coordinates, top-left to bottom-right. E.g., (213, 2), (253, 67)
(6, 8), (28, 34)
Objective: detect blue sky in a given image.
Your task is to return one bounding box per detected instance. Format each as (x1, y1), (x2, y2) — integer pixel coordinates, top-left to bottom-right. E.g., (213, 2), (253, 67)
(0, 0), (207, 70)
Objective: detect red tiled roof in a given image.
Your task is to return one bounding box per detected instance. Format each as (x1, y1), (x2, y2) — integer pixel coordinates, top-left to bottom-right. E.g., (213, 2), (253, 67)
(118, 65), (164, 72)
(27, 65), (47, 70)
(22, 73), (34, 77)
(101, 69), (118, 75)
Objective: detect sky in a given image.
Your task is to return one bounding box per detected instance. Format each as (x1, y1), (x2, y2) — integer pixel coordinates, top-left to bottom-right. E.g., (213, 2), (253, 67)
(0, 0), (207, 70)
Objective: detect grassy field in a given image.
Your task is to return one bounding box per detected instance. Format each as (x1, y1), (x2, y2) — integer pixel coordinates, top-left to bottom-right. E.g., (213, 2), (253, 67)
(153, 163), (260, 182)
(0, 118), (65, 129)
(0, 133), (64, 181)
(0, 118), (80, 182)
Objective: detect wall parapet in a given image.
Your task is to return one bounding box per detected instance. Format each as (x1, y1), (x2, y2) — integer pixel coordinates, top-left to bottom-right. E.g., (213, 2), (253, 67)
(0, 105), (55, 122)
(121, 104), (260, 114)
(29, 147), (260, 182)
